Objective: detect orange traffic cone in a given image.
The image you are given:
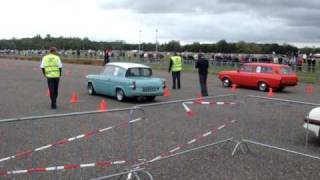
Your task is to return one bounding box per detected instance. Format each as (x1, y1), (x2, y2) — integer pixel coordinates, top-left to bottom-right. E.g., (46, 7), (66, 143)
(70, 91), (79, 103)
(99, 99), (107, 111)
(268, 88), (274, 97)
(47, 89), (51, 97)
(305, 84), (315, 94)
(231, 84), (237, 93)
(163, 87), (170, 97)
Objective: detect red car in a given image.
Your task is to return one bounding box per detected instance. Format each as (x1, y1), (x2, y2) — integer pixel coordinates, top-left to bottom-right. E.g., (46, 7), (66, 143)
(218, 63), (298, 91)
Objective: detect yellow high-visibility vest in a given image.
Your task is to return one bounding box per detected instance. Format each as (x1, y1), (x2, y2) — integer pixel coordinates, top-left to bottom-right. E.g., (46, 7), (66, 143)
(43, 54), (61, 78)
(171, 56), (182, 72)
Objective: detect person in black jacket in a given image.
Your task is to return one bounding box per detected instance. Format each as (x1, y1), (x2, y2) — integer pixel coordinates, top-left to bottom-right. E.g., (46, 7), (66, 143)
(195, 54), (209, 96)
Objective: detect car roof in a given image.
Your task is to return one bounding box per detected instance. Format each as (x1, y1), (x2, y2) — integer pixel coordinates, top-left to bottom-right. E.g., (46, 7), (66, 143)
(107, 62), (150, 69)
(244, 63), (288, 67)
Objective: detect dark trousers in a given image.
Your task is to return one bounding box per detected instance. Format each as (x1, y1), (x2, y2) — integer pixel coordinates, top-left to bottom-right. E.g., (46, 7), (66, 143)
(199, 74), (208, 96)
(104, 57), (110, 65)
(172, 71), (181, 89)
(47, 78), (60, 107)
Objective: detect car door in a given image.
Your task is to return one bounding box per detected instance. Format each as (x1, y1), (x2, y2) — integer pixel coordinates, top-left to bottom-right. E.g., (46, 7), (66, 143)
(255, 65), (274, 86)
(235, 64), (256, 87)
(109, 67), (126, 96)
(99, 65), (115, 95)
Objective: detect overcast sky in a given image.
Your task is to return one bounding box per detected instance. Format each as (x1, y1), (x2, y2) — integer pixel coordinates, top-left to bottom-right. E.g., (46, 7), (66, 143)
(1, 0), (320, 47)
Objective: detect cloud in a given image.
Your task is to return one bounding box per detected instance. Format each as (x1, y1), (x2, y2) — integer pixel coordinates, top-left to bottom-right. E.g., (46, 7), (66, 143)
(100, 0), (320, 44)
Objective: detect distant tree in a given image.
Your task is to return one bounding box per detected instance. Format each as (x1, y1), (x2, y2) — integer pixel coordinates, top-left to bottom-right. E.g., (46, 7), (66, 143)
(216, 40), (228, 53)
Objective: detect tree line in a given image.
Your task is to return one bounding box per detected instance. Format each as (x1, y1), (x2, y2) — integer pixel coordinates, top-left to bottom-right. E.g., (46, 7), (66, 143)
(0, 34), (319, 54)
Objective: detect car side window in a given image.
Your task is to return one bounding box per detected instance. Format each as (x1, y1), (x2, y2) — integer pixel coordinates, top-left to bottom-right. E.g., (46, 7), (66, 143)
(257, 66), (273, 74)
(256, 66), (261, 73)
(113, 67), (125, 77)
(102, 66), (115, 76)
(241, 65), (254, 72)
(126, 68), (140, 77)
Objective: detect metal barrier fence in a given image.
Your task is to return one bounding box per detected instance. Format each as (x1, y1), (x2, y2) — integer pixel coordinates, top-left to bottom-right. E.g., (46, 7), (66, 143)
(237, 95), (320, 161)
(0, 108), (146, 180)
(120, 94), (240, 180)
(3, 95), (320, 179)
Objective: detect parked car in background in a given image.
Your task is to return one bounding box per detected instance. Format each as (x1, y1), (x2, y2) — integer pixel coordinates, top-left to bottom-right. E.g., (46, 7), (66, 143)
(304, 107), (320, 137)
(218, 63), (298, 91)
(86, 62), (165, 101)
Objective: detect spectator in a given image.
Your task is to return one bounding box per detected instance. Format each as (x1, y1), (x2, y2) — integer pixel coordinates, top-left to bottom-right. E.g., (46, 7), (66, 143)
(195, 54), (209, 96)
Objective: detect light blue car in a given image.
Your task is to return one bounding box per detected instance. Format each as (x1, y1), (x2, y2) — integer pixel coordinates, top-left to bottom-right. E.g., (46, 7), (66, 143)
(86, 62), (166, 101)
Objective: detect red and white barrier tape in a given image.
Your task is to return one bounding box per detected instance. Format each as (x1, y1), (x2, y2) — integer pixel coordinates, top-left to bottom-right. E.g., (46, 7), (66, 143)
(182, 101), (236, 117)
(184, 101), (237, 105)
(0, 160), (126, 176)
(148, 119), (237, 163)
(0, 118), (142, 164)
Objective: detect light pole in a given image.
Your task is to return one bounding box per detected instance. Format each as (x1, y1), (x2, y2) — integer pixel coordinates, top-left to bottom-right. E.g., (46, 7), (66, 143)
(155, 29), (158, 53)
(138, 29), (142, 61)
(155, 29), (159, 62)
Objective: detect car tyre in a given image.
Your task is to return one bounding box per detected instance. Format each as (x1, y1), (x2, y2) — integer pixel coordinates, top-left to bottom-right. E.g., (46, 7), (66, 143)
(116, 89), (125, 102)
(88, 83), (95, 95)
(258, 82), (268, 92)
(278, 87), (285, 92)
(222, 78), (232, 88)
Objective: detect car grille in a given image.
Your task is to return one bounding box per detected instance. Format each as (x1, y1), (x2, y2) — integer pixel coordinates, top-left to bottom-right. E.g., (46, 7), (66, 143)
(142, 87), (159, 92)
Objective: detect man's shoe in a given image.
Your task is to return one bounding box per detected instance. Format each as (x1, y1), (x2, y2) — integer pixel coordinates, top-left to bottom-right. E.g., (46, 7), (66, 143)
(51, 104), (57, 109)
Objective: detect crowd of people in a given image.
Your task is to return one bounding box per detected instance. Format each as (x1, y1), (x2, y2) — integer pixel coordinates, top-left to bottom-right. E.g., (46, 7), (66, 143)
(1, 49), (319, 72)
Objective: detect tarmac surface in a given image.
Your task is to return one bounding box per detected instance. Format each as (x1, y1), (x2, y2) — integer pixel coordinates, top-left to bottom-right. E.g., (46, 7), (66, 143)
(0, 58), (320, 180)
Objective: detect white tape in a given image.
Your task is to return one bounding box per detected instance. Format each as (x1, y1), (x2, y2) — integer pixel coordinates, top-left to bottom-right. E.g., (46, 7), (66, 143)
(169, 147), (181, 153)
(218, 124), (226, 130)
(46, 167), (57, 171)
(149, 156), (161, 163)
(99, 126), (113, 132)
(12, 170), (27, 174)
(129, 118), (142, 123)
(201, 102), (210, 105)
(56, 166), (65, 170)
(35, 144), (52, 152)
(216, 102), (225, 105)
(182, 103), (191, 112)
(113, 161), (126, 165)
(76, 134), (85, 139)
(202, 131), (212, 137)
(80, 163), (95, 168)
(0, 157), (11, 162)
(68, 137), (76, 141)
(187, 139), (197, 145)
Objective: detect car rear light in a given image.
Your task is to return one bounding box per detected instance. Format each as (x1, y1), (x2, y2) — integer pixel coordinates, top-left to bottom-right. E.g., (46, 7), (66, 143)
(130, 81), (136, 90)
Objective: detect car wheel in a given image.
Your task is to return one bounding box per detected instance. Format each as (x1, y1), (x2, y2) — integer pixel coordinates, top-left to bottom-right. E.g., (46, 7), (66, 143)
(146, 96), (156, 101)
(278, 87), (285, 92)
(222, 78), (232, 87)
(258, 82), (268, 92)
(116, 89), (125, 102)
(88, 83), (95, 95)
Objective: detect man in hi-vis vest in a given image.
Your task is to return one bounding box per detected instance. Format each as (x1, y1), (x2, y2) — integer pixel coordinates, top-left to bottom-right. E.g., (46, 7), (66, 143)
(168, 52), (183, 89)
(40, 47), (63, 109)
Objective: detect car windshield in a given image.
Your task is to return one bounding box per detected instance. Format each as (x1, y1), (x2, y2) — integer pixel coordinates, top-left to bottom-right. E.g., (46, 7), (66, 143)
(280, 67), (293, 74)
(126, 68), (152, 77)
